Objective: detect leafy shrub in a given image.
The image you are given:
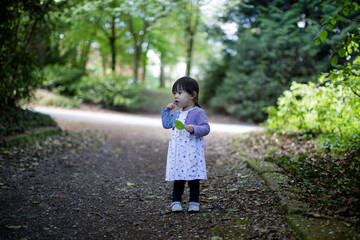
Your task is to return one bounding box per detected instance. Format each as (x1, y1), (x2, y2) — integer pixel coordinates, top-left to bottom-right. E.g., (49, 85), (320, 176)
(42, 64), (84, 96)
(265, 75), (360, 151)
(75, 74), (144, 111)
(200, 60), (227, 107)
(210, 70), (286, 123)
(0, 52), (43, 108)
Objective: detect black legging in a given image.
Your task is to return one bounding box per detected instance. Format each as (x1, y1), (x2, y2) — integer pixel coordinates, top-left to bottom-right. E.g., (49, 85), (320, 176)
(172, 180), (200, 203)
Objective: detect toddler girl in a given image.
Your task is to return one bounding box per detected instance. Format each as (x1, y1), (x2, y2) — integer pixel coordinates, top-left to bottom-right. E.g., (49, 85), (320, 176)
(161, 76), (210, 212)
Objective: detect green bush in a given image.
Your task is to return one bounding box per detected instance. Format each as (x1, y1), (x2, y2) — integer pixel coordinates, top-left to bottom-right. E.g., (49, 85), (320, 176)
(42, 64), (84, 96)
(0, 52), (43, 108)
(75, 74), (144, 111)
(210, 70), (286, 123)
(265, 75), (360, 151)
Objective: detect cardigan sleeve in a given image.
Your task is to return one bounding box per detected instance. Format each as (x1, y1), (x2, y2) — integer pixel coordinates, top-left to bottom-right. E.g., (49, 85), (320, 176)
(161, 108), (175, 129)
(192, 109), (210, 137)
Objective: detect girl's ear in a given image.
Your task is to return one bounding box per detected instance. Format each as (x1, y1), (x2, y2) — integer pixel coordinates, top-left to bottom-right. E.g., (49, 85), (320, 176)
(191, 91), (197, 99)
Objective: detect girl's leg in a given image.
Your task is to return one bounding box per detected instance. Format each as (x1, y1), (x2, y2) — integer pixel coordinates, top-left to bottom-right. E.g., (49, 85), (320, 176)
(172, 180), (186, 202)
(188, 180), (200, 203)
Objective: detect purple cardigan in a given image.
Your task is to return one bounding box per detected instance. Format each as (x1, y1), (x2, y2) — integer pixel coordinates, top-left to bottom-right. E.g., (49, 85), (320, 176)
(161, 107), (210, 137)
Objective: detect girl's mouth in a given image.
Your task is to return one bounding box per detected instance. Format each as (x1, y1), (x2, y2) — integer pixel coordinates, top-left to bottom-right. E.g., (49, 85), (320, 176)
(174, 100), (179, 105)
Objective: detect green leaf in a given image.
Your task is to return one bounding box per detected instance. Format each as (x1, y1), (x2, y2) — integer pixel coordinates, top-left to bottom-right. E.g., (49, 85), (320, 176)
(106, 228), (113, 232)
(126, 182), (135, 186)
(174, 120), (185, 130)
(331, 19), (337, 25)
(226, 208), (239, 212)
(320, 30), (328, 42)
(339, 48), (346, 58)
(328, 24), (334, 31)
(331, 56), (338, 66)
(337, 15), (344, 21)
(315, 39), (321, 46)
(343, 6), (349, 16)
(353, 2), (359, 11)
(237, 173), (249, 178)
(7, 225), (23, 230)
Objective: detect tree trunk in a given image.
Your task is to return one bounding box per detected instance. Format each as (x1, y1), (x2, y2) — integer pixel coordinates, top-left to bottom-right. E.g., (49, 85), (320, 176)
(80, 40), (91, 73)
(141, 43), (150, 82)
(160, 53), (165, 87)
(110, 16), (116, 72)
(184, 0), (200, 77)
(134, 45), (141, 83)
(185, 35), (194, 76)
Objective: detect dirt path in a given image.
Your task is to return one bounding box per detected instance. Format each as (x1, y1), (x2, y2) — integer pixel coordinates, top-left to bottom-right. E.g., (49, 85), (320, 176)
(0, 120), (298, 239)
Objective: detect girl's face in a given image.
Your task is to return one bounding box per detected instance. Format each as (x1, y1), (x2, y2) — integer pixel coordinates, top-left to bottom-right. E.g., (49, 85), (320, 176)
(173, 88), (195, 111)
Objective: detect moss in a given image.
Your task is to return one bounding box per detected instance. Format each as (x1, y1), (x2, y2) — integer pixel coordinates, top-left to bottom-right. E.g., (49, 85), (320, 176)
(246, 159), (283, 174)
(286, 215), (360, 240)
(210, 217), (250, 239)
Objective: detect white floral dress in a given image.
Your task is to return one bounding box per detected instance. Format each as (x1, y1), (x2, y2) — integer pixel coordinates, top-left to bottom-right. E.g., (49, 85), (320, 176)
(165, 108), (207, 181)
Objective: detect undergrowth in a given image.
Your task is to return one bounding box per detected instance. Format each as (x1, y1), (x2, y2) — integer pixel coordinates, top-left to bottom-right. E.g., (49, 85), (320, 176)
(239, 131), (360, 223)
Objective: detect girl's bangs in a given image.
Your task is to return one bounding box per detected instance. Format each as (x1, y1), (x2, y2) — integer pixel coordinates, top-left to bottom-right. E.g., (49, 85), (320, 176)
(172, 82), (185, 94)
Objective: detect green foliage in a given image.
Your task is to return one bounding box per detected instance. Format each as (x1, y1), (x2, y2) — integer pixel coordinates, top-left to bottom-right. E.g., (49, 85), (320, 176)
(204, 0), (336, 122)
(0, 0), (58, 107)
(42, 64), (84, 96)
(0, 106), (57, 137)
(315, 0), (360, 93)
(200, 60), (228, 107)
(75, 74), (144, 111)
(265, 69), (360, 151)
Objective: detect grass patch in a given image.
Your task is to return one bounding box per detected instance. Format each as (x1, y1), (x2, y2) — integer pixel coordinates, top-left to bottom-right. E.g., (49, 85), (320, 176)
(29, 89), (80, 108)
(0, 106), (57, 137)
(27, 88), (173, 115)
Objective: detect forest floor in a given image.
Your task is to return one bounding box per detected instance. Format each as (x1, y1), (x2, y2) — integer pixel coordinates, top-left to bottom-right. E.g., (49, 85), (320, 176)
(0, 118), (299, 239)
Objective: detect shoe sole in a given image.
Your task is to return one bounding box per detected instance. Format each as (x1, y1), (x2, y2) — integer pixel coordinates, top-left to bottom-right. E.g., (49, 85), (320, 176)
(172, 210), (183, 213)
(188, 209), (199, 213)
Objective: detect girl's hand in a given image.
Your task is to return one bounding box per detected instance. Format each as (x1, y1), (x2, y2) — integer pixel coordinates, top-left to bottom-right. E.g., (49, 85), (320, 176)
(165, 102), (175, 110)
(185, 124), (194, 133)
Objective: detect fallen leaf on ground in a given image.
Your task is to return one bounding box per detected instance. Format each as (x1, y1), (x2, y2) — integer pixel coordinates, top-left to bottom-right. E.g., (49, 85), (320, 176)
(246, 189), (256, 192)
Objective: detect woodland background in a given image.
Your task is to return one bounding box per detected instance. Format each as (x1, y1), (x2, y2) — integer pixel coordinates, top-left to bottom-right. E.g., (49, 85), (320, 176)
(1, 0), (360, 230)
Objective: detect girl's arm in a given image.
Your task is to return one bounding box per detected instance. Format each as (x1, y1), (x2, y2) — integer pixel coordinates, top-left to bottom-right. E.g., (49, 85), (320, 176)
(161, 107), (176, 129)
(191, 110), (210, 137)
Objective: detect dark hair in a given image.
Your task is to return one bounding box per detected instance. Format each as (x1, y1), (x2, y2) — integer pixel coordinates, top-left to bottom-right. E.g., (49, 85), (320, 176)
(172, 76), (201, 107)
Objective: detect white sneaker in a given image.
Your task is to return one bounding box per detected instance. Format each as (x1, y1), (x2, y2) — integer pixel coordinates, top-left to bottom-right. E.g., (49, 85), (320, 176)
(171, 202), (183, 212)
(188, 202), (199, 212)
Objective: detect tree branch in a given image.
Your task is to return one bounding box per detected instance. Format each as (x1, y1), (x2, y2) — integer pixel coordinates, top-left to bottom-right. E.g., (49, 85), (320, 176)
(351, 87), (360, 98)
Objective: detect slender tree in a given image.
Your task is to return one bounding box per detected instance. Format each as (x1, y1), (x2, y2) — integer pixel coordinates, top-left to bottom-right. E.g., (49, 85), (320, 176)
(122, 0), (171, 83)
(177, 0), (202, 76)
